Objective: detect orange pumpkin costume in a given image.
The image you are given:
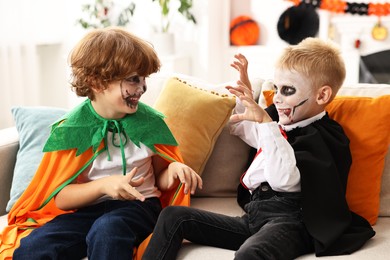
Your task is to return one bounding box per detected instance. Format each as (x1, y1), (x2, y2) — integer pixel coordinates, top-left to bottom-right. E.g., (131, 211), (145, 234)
(0, 100), (190, 259)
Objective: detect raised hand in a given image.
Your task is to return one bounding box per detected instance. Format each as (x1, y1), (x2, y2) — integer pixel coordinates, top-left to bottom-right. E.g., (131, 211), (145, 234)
(227, 81), (272, 124)
(230, 53), (251, 91)
(226, 79), (254, 100)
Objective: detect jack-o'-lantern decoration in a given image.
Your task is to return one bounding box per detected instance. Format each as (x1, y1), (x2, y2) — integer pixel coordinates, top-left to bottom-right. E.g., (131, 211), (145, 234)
(230, 15), (260, 46)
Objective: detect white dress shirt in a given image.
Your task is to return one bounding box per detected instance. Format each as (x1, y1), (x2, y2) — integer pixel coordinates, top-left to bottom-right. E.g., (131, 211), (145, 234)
(229, 99), (326, 193)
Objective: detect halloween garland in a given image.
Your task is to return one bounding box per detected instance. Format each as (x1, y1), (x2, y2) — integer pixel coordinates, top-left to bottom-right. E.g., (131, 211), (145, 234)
(278, 0), (390, 44)
(288, 0), (390, 16)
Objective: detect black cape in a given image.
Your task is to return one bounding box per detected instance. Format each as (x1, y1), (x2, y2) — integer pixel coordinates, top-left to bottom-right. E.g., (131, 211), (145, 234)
(237, 104), (375, 256)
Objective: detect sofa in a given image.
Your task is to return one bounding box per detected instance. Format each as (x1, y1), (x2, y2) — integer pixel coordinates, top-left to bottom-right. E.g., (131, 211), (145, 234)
(0, 73), (389, 259)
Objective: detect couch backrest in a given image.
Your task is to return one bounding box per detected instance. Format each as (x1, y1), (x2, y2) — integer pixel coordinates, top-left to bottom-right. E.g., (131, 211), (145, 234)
(1, 77), (389, 220)
(0, 127), (19, 215)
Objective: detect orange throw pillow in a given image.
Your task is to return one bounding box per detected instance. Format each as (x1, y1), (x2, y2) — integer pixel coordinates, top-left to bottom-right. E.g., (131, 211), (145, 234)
(262, 90), (390, 224)
(326, 95), (390, 225)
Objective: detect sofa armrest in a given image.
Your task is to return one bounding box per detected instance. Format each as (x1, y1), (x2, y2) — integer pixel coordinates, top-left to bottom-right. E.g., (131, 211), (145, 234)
(0, 127), (19, 215)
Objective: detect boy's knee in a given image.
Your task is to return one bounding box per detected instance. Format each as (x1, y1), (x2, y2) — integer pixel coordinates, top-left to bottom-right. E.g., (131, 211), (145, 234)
(87, 216), (136, 249)
(89, 215), (129, 237)
(158, 206), (190, 222)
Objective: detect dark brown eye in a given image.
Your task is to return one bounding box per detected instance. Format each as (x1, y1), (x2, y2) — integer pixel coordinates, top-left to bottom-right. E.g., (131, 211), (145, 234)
(125, 76), (141, 83)
(280, 86), (296, 96)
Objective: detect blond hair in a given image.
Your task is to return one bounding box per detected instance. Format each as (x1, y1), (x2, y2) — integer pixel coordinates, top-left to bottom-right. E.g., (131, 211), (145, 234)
(275, 37), (346, 100)
(69, 27), (161, 100)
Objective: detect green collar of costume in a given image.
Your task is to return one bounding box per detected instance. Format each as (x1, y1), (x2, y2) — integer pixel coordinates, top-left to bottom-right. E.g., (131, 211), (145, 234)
(43, 99), (177, 156)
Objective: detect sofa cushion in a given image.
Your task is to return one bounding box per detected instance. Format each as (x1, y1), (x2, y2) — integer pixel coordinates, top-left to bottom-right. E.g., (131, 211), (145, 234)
(261, 86), (390, 225)
(6, 106), (67, 212)
(327, 95), (390, 225)
(154, 77), (236, 175)
(338, 85), (390, 219)
(380, 150), (390, 217)
(167, 75), (264, 197)
(0, 128), (19, 215)
(194, 125), (253, 197)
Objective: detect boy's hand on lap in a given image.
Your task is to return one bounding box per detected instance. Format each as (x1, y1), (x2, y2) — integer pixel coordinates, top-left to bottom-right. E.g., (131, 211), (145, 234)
(103, 167), (146, 201)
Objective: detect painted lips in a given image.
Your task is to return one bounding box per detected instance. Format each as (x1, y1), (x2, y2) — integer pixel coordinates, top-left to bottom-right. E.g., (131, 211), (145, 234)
(278, 108), (292, 117)
(124, 95), (141, 108)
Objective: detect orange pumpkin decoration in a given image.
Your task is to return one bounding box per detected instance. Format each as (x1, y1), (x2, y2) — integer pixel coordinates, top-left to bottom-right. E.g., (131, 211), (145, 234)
(230, 15), (260, 46)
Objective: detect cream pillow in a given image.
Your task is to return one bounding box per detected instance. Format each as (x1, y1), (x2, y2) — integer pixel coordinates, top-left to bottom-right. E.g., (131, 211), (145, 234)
(154, 77), (236, 175)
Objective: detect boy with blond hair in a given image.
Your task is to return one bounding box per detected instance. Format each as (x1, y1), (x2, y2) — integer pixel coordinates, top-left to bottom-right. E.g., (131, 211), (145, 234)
(143, 38), (374, 259)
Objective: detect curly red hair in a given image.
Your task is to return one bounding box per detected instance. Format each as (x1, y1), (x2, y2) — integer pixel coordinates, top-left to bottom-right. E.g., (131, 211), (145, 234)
(69, 27), (161, 100)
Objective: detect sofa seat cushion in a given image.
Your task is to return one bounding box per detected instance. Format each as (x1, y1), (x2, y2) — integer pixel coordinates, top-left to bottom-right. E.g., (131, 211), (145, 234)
(178, 243), (235, 260)
(1, 213), (390, 260)
(190, 197), (244, 217)
(0, 214), (7, 233)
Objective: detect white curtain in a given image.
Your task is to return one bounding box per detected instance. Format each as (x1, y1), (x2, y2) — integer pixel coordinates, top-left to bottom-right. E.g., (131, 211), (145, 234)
(0, 0), (42, 128)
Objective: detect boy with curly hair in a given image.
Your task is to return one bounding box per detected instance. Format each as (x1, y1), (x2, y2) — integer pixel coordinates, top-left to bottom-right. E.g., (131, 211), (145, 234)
(1, 27), (201, 259)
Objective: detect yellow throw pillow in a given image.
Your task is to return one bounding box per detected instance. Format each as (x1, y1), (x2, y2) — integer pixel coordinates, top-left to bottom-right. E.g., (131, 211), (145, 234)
(154, 77), (236, 175)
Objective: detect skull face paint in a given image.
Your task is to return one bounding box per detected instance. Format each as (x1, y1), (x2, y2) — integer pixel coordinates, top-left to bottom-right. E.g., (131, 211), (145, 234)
(120, 75), (147, 109)
(273, 69), (320, 125)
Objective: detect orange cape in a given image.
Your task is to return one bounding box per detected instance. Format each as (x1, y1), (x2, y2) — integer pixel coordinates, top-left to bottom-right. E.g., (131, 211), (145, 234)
(0, 143), (189, 259)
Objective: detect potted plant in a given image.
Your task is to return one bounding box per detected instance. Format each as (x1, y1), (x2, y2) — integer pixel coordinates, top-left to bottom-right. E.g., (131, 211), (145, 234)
(77, 0), (136, 29)
(151, 0), (196, 55)
(152, 0), (196, 33)
(76, 0), (196, 55)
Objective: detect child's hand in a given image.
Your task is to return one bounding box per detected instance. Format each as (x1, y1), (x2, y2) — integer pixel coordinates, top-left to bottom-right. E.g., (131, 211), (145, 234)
(227, 81), (272, 124)
(168, 162), (203, 195)
(103, 167), (146, 201)
(229, 95), (271, 124)
(230, 53), (251, 91)
(226, 80), (254, 100)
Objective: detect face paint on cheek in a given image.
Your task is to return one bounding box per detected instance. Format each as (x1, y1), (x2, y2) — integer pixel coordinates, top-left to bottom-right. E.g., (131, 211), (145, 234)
(289, 98), (309, 123)
(120, 83), (138, 109)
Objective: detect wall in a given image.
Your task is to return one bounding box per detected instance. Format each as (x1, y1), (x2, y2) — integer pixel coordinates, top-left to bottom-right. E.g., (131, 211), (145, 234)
(219, 0), (390, 85)
(2, 0), (390, 128)
(331, 14), (390, 84)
